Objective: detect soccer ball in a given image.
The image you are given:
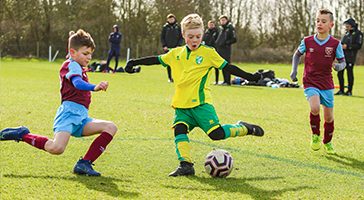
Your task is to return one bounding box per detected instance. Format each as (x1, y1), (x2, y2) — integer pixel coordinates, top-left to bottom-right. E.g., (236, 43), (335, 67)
(204, 149), (234, 178)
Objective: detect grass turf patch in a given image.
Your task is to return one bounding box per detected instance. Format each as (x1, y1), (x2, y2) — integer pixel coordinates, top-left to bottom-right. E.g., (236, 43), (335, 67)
(1, 58), (363, 199)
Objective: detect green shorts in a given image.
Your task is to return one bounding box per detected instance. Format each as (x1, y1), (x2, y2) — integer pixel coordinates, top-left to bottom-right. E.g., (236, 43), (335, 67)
(172, 104), (220, 134)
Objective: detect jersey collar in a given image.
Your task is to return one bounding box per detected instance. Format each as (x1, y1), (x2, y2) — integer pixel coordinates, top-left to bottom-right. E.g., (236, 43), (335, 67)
(185, 44), (202, 60)
(314, 34), (331, 46)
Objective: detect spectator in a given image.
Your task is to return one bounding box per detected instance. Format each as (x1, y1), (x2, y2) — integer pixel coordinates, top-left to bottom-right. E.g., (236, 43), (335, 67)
(106, 25), (122, 72)
(215, 15), (237, 85)
(335, 18), (363, 96)
(161, 13), (184, 82)
(203, 20), (219, 84)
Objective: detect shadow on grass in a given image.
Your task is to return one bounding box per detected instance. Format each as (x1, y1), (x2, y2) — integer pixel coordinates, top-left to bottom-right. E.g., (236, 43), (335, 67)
(3, 174), (139, 198)
(325, 154), (364, 172)
(348, 95), (364, 99)
(165, 176), (312, 200)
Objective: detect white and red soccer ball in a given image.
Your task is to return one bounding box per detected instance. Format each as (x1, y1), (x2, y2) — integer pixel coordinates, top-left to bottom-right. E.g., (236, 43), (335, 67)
(204, 149), (234, 178)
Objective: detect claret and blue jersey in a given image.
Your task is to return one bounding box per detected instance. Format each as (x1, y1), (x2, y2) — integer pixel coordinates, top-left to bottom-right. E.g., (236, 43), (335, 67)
(59, 58), (91, 109)
(297, 34), (345, 90)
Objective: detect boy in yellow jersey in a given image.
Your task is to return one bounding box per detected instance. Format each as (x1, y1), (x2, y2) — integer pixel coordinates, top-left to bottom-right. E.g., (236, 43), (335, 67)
(125, 13), (264, 176)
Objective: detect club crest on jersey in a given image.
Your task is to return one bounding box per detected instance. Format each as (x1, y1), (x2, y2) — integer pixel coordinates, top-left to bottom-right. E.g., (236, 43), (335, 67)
(196, 56), (203, 64)
(325, 47), (333, 57)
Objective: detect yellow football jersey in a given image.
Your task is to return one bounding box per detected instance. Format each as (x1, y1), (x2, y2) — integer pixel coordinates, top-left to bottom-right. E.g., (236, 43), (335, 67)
(158, 44), (227, 109)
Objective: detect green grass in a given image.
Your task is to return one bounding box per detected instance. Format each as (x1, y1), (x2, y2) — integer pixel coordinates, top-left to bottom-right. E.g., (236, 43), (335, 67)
(1, 58), (364, 199)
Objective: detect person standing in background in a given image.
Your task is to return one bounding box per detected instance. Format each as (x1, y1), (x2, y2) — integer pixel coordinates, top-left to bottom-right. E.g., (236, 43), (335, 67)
(106, 25), (122, 73)
(215, 15), (237, 85)
(203, 20), (219, 84)
(335, 18), (363, 96)
(161, 14), (184, 82)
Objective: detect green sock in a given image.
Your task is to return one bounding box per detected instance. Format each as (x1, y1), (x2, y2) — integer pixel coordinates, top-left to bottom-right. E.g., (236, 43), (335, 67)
(222, 124), (248, 139)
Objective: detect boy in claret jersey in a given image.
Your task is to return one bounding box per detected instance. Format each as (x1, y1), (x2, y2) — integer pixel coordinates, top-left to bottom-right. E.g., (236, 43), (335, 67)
(290, 9), (346, 154)
(1, 29), (118, 176)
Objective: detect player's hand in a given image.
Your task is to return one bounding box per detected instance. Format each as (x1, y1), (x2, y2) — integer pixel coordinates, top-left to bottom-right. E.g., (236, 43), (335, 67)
(290, 71), (298, 82)
(333, 63), (337, 70)
(252, 71), (262, 81)
(125, 60), (135, 73)
(133, 66), (141, 73)
(94, 81), (108, 91)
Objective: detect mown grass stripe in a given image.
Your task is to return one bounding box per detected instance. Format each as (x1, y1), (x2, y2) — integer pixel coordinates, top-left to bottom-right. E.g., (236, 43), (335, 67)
(105, 137), (364, 178)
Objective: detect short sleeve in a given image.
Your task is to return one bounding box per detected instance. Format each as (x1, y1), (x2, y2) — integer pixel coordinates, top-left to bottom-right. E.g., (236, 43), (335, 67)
(210, 49), (227, 70)
(297, 39), (306, 55)
(335, 42), (345, 59)
(66, 61), (82, 80)
(158, 50), (173, 68)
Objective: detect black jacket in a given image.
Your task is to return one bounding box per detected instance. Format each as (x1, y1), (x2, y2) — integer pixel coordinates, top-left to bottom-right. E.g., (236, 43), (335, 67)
(203, 27), (218, 47)
(341, 18), (363, 64)
(215, 21), (237, 49)
(161, 21), (183, 48)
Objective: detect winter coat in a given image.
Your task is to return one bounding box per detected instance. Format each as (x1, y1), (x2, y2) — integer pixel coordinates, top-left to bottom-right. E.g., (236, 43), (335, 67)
(215, 21), (237, 49)
(203, 27), (218, 47)
(108, 25), (122, 56)
(161, 21), (183, 48)
(215, 21), (237, 62)
(341, 18), (363, 64)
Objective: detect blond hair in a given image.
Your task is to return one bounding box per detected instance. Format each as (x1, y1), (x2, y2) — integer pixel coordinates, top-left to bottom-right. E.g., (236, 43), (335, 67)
(181, 14), (204, 34)
(219, 15), (228, 20)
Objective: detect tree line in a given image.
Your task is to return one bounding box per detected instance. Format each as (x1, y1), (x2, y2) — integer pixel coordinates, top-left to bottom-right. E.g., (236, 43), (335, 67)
(1, 0), (363, 64)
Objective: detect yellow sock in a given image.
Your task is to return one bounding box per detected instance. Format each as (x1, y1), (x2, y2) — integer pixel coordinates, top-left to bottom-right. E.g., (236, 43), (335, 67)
(175, 134), (191, 163)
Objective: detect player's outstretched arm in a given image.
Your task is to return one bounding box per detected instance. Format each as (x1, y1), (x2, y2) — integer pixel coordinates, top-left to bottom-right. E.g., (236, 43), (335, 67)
(224, 63), (261, 81)
(72, 76), (108, 92)
(72, 76), (96, 91)
(290, 51), (301, 82)
(94, 81), (108, 91)
(125, 56), (160, 73)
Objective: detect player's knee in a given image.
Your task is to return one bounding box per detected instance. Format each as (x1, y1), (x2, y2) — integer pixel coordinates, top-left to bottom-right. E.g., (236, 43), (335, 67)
(48, 144), (66, 155)
(310, 107), (320, 115)
(208, 127), (225, 140)
(324, 116), (334, 123)
(105, 122), (118, 136)
(174, 124), (188, 137)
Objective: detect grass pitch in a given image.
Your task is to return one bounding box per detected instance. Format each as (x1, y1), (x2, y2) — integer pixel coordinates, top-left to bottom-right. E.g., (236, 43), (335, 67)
(1, 58), (363, 199)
